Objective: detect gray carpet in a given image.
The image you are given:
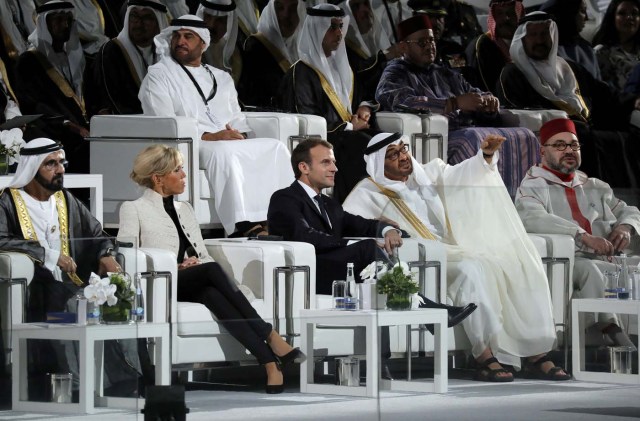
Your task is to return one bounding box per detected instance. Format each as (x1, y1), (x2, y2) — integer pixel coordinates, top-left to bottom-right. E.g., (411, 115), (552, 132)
(1, 378), (639, 421)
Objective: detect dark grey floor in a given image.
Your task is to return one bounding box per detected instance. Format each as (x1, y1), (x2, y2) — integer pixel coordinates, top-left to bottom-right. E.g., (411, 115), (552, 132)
(1, 360), (639, 421)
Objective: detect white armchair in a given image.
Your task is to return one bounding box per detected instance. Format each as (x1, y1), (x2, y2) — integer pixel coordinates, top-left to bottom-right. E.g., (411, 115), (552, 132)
(0, 252), (34, 373)
(377, 111), (449, 163)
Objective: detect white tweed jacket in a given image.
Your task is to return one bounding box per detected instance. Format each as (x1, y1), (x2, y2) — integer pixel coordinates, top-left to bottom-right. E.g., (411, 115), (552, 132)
(117, 188), (214, 263)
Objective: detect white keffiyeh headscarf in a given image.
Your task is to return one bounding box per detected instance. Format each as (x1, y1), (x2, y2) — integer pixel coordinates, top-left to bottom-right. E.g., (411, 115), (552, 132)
(236, 0), (259, 35)
(337, 0), (391, 58)
(364, 132), (446, 236)
(509, 11), (585, 115)
(298, 4), (353, 113)
(154, 14), (211, 58)
(67, 0), (110, 54)
(159, 0), (190, 19)
(29, 1), (86, 98)
(117, 0), (169, 82)
(196, 0), (238, 72)
(0, 0), (32, 57)
(9, 138), (65, 189)
(256, 0), (306, 64)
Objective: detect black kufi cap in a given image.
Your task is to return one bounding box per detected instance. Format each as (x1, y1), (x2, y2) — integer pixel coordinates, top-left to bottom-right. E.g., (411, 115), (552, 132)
(364, 133), (403, 155)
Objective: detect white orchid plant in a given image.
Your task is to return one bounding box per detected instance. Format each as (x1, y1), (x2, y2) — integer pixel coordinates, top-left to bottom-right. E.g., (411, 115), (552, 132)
(84, 272), (133, 306)
(0, 128), (26, 165)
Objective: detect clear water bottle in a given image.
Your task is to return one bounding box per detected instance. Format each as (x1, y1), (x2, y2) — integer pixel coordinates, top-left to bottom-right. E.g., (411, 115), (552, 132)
(345, 263), (359, 310)
(618, 254), (631, 300)
(87, 301), (100, 325)
(75, 292), (87, 325)
(132, 273), (145, 322)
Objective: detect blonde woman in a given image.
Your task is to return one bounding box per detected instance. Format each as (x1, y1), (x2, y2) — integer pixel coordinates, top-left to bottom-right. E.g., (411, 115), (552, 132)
(117, 145), (305, 394)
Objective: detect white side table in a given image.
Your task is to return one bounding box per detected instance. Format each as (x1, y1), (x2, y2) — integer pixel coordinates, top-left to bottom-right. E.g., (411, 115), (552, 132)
(299, 308), (448, 397)
(572, 298), (640, 384)
(11, 322), (170, 414)
(0, 174), (103, 225)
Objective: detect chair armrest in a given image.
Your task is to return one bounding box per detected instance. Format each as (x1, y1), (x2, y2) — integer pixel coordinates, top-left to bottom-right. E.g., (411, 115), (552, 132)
(0, 252), (34, 325)
(527, 233), (575, 335)
(376, 112), (449, 162)
(138, 248), (178, 324)
(242, 111), (299, 144)
(500, 109), (568, 135)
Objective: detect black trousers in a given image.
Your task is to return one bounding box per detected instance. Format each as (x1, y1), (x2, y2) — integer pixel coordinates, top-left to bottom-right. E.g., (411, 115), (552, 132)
(177, 262), (276, 364)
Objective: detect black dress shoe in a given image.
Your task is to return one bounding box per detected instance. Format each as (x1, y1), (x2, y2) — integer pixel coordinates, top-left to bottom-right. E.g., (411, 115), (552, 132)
(418, 293), (477, 333)
(276, 348), (307, 366)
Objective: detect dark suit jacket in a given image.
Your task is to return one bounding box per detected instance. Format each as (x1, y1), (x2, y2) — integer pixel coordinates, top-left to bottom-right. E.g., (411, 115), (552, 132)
(267, 181), (385, 253)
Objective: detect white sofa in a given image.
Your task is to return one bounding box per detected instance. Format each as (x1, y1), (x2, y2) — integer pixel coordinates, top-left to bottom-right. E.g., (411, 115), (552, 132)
(377, 111), (449, 163)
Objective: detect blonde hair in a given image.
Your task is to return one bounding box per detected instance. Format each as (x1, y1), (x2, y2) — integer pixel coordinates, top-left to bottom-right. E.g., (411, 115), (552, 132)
(130, 145), (183, 189)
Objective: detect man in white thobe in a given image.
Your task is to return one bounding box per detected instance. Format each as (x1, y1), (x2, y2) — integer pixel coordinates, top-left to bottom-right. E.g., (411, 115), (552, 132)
(343, 132), (569, 381)
(516, 117), (639, 348)
(139, 15), (293, 235)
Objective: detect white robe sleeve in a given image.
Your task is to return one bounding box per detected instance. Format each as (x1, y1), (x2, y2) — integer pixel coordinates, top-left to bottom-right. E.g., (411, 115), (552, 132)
(139, 67), (179, 119)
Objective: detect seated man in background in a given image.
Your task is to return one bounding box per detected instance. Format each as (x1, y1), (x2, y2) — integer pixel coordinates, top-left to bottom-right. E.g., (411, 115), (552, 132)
(15, 1), (91, 175)
(196, 0), (243, 85)
(343, 132), (569, 381)
(466, 0), (524, 95)
(497, 11), (640, 188)
(336, 0), (402, 99)
(94, 0), (169, 115)
(240, 0), (304, 108)
(139, 15), (293, 236)
(516, 118), (638, 348)
(281, 3), (379, 202)
(376, 14), (540, 197)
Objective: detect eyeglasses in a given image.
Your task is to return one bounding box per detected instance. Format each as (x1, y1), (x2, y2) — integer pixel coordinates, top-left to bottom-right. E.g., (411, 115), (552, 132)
(42, 159), (69, 170)
(385, 144), (410, 161)
(544, 142), (581, 151)
(403, 38), (435, 48)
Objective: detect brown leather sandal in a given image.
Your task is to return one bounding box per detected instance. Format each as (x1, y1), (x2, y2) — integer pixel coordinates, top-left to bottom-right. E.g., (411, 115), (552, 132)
(474, 356), (514, 382)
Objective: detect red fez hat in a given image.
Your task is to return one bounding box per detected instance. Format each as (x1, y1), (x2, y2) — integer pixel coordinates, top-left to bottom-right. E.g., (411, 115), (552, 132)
(539, 118), (577, 145)
(397, 15), (432, 41)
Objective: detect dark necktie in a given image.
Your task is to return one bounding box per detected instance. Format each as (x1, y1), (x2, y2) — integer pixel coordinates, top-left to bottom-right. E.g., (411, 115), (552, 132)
(314, 194), (331, 227)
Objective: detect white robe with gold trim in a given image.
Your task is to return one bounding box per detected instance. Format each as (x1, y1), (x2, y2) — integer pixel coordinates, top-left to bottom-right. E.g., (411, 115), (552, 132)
(344, 151), (556, 366)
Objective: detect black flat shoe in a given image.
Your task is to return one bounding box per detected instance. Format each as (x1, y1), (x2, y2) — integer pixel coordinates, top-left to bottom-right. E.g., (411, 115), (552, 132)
(265, 383), (284, 394)
(277, 347), (307, 365)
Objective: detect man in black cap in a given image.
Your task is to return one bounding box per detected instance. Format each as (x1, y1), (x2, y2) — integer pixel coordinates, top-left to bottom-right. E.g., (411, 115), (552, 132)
(376, 14), (540, 198)
(408, 0), (479, 75)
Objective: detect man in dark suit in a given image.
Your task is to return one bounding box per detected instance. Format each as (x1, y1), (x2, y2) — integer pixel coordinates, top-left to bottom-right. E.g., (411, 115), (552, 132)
(268, 138), (403, 295)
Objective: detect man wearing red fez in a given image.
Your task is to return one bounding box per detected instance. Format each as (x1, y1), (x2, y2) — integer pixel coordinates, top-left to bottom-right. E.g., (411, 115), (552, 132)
(376, 14), (541, 198)
(516, 118), (640, 349)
